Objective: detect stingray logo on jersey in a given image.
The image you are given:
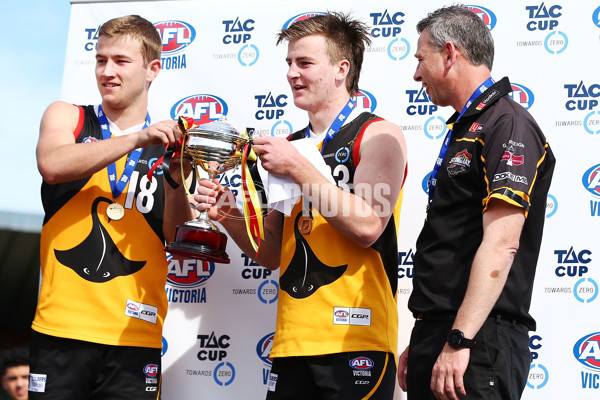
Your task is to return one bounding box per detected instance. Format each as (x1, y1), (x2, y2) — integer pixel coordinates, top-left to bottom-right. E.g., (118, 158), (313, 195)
(165, 254), (213, 304)
(154, 20), (195, 70)
(282, 12), (326, 29)
(170, 94), (228, 126)
(509, 83), (535, 110)
(574, 332), (600, 389)
(255, 92), (288, 121)
(353, 89), (377, 113)
(526, 3), (562, 31)
(466, 5), (497, 30)
(406, 87), (438, 116)
(83, 26), (100, 52)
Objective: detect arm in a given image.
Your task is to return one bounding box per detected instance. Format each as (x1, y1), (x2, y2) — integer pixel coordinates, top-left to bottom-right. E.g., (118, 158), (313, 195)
(430, 198), (525, 400)
(194, 178), (284, 270)
(398, 345), (409, 392)
(253, 120), (407, 247)
(162, 156), (195, 242)
(36, 101), (183, 184)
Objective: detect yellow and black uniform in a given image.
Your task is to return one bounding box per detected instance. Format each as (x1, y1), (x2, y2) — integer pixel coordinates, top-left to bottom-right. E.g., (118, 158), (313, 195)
(407, 77), (555, 400)
(30, 105), (167, 399)
(34, 105), (168, 347)
(267, 112), (404, 400)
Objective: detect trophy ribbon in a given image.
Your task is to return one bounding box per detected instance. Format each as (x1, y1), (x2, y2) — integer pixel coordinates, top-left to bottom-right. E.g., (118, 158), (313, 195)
(241, 140), (265, 255)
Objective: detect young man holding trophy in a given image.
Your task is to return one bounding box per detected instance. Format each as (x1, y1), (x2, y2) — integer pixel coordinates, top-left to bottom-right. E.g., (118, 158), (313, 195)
(195, 12), (408, 399)
(31, 15), (193, 399)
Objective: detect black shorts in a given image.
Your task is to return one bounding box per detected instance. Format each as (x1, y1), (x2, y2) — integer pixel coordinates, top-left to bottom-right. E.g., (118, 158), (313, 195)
(29, 331), (162, 400)
(406, 315), (531, 400)
(266, 351), (396, 400)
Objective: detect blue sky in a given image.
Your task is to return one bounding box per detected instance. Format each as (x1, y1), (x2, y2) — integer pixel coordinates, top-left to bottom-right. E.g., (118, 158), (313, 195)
(0, 0), (71, 215)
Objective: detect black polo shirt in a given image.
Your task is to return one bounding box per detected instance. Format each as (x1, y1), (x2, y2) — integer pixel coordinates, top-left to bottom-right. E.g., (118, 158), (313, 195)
(408, 77), (556, 330)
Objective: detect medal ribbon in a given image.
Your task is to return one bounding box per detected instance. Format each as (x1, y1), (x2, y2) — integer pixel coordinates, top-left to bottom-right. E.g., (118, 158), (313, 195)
(98, 105), (150, 200)
(427, 77), (495, 203)
(305, 99), (356, 154)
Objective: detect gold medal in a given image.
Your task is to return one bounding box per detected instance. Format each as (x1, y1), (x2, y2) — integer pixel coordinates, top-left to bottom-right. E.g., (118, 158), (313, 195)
(298, 213), (312, 235)
(106, 202), (125, 221)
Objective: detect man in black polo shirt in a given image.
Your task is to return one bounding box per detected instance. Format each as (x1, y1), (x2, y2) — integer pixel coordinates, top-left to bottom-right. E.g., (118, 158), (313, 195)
(397, 5), (555, 400)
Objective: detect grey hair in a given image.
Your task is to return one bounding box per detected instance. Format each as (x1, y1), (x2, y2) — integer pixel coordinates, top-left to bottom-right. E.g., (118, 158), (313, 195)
(416, 5), (494, 70)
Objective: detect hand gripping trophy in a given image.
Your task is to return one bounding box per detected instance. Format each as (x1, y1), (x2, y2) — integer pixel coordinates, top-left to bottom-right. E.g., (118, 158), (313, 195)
(165, 117), (264, 264)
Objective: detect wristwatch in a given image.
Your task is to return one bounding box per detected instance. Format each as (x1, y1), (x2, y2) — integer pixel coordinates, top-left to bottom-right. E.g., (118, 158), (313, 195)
(447, 329), (476, 349)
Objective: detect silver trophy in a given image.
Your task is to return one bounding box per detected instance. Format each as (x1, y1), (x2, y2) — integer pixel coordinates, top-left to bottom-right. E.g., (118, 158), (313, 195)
(165, 118), (250, 263)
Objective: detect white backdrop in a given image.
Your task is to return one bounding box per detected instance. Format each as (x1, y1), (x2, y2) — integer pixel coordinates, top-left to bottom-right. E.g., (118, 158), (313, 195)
(63, 1), (600, 398)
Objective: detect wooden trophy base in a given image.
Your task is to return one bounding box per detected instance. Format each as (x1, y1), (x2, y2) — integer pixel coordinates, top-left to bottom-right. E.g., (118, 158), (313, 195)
(165, 223), (230, 264)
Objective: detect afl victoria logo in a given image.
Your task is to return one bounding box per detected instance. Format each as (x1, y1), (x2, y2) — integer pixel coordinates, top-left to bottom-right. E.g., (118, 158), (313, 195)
(573, 333), (600, 371)
(154, 20), (196, 54)
(582, 164), (600, 198)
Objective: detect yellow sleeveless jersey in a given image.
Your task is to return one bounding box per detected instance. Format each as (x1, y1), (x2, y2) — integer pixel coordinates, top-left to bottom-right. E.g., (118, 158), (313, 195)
(33, 105), (168, 348)
(270, 112), (403, 358)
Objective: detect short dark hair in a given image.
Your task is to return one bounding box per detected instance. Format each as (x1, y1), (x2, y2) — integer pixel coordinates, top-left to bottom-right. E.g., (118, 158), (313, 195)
(1, 347), (28, 376)
(99, 15), (162, 66)
(417, 5), (494, 70)
(277, 11), (371, 95)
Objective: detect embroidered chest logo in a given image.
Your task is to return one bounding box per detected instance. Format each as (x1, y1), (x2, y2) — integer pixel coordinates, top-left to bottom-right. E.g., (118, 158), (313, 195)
(447, 149), (472, 177)
(501, 145), (525, 166)
(279, 212), (348, 299)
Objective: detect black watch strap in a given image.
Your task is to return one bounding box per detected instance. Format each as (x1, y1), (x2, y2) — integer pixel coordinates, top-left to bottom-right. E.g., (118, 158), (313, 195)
(447, 329), (476, 349)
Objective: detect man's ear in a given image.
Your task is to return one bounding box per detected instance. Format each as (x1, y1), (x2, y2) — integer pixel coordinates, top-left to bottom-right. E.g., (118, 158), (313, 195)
(444, 41), (459, 69)
(147, 59), (161, 83)
(336, 58), (350, 81)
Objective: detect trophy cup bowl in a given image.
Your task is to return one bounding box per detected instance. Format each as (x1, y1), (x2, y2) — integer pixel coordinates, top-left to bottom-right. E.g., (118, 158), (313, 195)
(165, 119), (249, 263)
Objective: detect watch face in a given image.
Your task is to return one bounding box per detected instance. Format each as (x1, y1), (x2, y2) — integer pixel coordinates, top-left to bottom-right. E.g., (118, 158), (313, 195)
(447, 330), (464, 349)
